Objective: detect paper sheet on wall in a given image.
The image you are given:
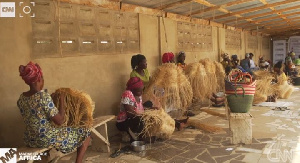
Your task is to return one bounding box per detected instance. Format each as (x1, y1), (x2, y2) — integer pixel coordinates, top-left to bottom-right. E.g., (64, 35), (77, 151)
(288, 36), (300, 57)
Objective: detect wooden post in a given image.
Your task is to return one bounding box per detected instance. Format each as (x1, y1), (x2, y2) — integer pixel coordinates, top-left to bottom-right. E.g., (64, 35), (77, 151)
(229, 112), (253, 144)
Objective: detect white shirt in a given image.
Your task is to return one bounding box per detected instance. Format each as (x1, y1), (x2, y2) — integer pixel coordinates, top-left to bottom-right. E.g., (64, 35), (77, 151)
(250, 59), (256, 68)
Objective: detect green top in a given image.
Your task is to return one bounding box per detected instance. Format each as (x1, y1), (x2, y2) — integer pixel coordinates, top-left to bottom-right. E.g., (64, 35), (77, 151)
(130, 69), (150, 86)
(294, 58), (300, 66)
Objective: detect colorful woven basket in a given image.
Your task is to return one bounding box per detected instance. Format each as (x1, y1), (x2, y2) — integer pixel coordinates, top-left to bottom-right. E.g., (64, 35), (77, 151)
(226, 86), (253, 113)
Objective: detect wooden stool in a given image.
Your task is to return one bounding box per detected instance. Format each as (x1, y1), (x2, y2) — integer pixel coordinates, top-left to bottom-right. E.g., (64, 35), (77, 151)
(91, 115), (115, 153)
(229, 112), (253, 144)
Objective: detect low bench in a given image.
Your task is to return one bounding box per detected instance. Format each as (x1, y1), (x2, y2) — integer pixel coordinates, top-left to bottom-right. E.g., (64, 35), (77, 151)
(17, 115), (115, 162)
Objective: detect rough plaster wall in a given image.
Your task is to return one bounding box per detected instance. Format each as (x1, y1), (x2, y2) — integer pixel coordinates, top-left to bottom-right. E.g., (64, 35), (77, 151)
(0, 12), (158, 147)
(0, 0), (32, 147)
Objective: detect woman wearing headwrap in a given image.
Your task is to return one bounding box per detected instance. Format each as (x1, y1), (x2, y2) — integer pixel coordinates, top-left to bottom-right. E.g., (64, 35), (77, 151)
(130, 54), (150, 86)
(162, 52), (175, 63)
(177, 51), (186, 69)
(116, 77), (146, 141)
(220, 53), (231, 69)
(17, 62), (90, 163)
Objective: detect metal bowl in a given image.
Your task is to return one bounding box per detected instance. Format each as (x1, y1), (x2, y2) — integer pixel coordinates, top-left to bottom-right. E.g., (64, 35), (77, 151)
(131, 141), (146, 152)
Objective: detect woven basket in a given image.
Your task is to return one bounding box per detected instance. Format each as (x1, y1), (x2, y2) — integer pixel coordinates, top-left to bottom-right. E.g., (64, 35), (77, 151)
(227, 86), (253, 113)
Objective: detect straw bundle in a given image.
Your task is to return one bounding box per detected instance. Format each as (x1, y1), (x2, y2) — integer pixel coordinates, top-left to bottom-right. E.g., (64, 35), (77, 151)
(273, 81), (294, 99)
(52, 88), (94, 128)
(186, 117), (224, 133)
(144, 63), (193, 116)
(201, 109), (227, 118)
(199, 59), (218, 94)
(140, 109), (175, 139)
(214, 61), (226, 91)
(185, 62), (209, 100)
(253, 71), (276, 104)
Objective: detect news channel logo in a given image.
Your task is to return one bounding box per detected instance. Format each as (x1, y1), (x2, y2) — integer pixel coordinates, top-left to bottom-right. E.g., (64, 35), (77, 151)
(0, 2), (35, 18)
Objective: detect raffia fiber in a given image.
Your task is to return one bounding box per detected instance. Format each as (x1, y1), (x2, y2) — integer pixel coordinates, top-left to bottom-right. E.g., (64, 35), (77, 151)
(52, 88), (94, 128)
(253, 71), (276, 104)
(144, 63), (193, 116)
(186, 117), (224, 133)
(214, 61), (226, 92)
(184, 59), (221, 101)
(201, 109), (227, 118)
(140, 109), (175, 139)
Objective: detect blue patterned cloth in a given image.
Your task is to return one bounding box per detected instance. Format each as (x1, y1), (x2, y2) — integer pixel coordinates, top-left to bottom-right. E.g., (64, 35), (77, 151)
(17, 90), (90, 153)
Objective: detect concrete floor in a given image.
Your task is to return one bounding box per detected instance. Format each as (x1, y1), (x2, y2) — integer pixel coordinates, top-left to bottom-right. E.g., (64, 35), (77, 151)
(56, 86), (300, 163)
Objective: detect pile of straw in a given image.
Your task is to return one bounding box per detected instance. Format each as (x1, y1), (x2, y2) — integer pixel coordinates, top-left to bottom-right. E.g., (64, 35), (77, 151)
(214, 61), (226, 91)
(140, 109), (175, 139)
(273, 80), (294, 99)
(253, 71), (275, 104)
(52, 88), (94, 128)
(144, 63), (193, 116)
(185, 59), (223, 101)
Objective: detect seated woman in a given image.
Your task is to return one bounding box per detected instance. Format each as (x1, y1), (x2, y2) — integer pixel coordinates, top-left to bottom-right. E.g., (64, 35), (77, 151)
(130, 54), (150, 86)
(116, 77), (146, 142)
(162, 52), (175, 63)
(176, 51), (186, 69)
(17, 62), (90, 163)
(116, 77), (185, 142)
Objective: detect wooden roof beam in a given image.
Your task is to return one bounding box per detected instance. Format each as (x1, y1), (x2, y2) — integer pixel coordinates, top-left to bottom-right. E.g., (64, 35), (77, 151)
(155, 0), (193, 10)
(207, 0), (298, 20)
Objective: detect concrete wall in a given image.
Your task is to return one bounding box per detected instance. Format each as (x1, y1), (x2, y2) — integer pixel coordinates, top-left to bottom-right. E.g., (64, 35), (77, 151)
(0, 2), (270, 147)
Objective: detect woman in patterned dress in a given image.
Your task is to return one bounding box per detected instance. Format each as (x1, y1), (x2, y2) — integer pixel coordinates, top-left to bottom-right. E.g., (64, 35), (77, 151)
(17, 62), (91, 163)
(116, 77), (146, 141)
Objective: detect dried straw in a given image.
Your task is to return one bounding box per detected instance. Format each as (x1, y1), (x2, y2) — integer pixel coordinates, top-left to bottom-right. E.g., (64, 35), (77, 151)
(201, 109), (227, 118)
(214, 61), (226, 92)
(52, 88), (94, 128)
(253, 71), (276, 104)
(144, 63), (193, 116)
(140, 109), (175, 139)
(186, 117), (224, 133)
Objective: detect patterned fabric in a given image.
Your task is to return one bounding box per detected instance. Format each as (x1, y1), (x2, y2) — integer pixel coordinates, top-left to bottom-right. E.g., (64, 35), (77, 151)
(130, 69), (150, 86)
(17, 90), (90, 153)
(19, 62), (43, 85)
(117, 90), (144, 122)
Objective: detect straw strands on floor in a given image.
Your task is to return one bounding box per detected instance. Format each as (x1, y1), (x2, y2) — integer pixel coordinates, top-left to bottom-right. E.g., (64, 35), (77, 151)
(144, 63), (193, 115)
(186, 117), (224, 133)
(52, 88), (94, 128)
(140, 109), (175, 139)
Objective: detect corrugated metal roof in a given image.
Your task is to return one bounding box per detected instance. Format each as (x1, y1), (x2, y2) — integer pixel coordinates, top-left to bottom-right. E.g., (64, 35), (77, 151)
(206, 0), (237, 6)
(121, 0), (300, 36)
(226, 1), (263, 12)
(242, 9), (272, 17)
(275, 1), (300, 10)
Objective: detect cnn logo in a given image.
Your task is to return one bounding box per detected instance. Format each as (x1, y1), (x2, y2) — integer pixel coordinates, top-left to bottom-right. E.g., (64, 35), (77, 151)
(0, 2), (35, 18)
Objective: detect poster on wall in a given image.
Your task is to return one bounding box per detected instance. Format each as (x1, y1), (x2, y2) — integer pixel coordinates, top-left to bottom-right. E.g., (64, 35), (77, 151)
(273, 40), (286, 64)
(288, 36), (300, 57)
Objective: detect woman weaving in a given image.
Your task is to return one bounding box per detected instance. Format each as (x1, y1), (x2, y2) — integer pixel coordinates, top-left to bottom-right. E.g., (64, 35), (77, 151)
(116, 77), (186, 142)
(17, 62), (91, 163)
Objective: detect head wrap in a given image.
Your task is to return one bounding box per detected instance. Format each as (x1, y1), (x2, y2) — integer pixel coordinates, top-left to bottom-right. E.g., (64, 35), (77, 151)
(126, 77), (144, 90)
(19, 62), (43, 85)
(222, 53), (229, 59)
(290, 52), (295, 56)
(245, 53), (250, 58)
(162, 52), (175, 63)
(259, 55), (263, 60)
